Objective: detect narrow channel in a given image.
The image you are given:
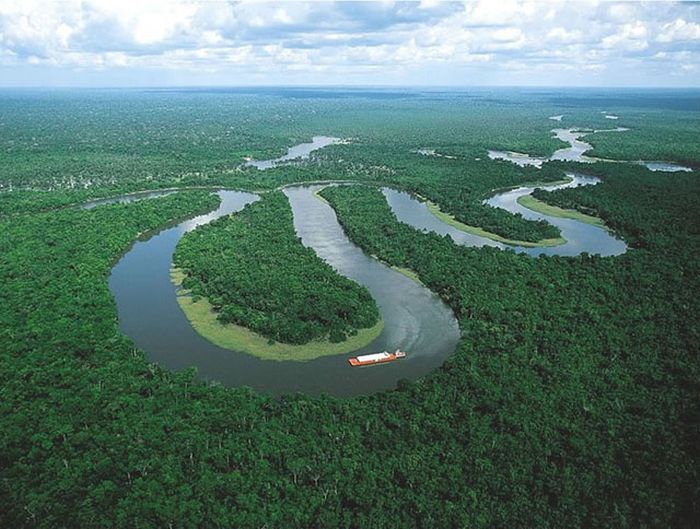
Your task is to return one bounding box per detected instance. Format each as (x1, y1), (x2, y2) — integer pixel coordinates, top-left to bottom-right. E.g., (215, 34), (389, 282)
(488, 126), (692, 172)
(384, 173), (627, 257)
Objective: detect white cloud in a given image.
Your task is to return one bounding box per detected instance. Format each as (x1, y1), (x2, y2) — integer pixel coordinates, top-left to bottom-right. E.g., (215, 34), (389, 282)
(657, 18), (700, 43)
(601, 21), (648, 51)
(605, 3), (636, 24)
(546, 27), (584, 43)
(492, 27), (523, 43)
(0, 0), (698, 86)
(463, 0), (537, 26)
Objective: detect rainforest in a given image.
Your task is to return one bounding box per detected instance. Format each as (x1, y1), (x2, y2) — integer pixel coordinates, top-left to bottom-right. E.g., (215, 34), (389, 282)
(173, 191), (381, 351)
(1, 87), (699, 529)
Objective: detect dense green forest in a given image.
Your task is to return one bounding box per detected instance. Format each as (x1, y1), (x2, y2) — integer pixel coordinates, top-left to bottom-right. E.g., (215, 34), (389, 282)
(173, 192), (379, 345)
(321, 179), (700, 527)
(0, 89), (570, 241)
(3, 88), (696, 240)
(322, 143), (568, 242)
(533, 161), (700, 246)
(1, 88), (699, 528)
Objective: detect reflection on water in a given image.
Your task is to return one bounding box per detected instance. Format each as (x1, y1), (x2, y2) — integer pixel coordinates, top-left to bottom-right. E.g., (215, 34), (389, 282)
(285, 185), (458, 360)
(109, 187), (459, 397)
(384, 173), (627, 258)
(245, 136), (340, 170)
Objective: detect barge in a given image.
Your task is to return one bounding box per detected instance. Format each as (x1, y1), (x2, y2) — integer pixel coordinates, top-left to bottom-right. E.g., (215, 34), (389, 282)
(348, 350), (406, 367)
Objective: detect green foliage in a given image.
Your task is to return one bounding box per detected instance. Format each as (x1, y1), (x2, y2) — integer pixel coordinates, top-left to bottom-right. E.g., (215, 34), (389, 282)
(0, 88), (600, 241)
(321, 178), (700, 529)
(532, 161), (700, 249)
(586, 112), (700, 165)
(321, 142), (565, 242)
(1, 89), (699, 528)
(174, 192), (379, 345)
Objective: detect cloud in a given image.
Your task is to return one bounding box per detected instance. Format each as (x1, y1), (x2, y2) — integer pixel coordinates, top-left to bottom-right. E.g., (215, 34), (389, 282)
(546, 27), (584, 43)
(657, 18), (700, 42)
(601, 21), (648, 51)
(0, 0), (698, 86)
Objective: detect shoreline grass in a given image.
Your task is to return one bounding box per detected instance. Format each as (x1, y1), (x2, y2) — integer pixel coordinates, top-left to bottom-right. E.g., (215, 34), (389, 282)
(425, 201), (566, 248)
(391, 265), (424, 285)
(517, 195), (608, 229)
(312, 187), (331, 205)
(170, 268), (384, 362)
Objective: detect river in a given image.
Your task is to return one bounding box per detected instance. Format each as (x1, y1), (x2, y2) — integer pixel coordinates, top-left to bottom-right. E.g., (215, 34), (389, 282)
(104, 185), (459, 397)
(488, 126), (692, 172)
(244, 136), (341, 169)
(384, 173), (627, 257)
(95, 131), (643, 396)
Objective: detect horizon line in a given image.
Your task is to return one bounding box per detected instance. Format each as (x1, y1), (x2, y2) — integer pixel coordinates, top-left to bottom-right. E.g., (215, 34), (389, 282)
(1, 84), (699, 90)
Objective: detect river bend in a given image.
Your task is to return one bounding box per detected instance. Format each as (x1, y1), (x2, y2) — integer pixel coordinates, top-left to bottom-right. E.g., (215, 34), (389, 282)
(96, 132), (642, 396)
(384, 174), (627, 257)
(106, 186), (459, 397)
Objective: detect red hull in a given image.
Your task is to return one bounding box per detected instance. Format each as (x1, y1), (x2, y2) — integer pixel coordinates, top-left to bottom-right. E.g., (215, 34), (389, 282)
(348, 351), (406, 367)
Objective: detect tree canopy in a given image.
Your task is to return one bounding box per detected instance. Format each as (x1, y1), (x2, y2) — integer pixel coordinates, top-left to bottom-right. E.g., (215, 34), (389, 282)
(174, 192), (380, 345)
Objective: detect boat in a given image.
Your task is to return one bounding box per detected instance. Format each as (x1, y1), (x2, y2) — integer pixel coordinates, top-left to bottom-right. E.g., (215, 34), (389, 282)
(348, 350), (406, 367)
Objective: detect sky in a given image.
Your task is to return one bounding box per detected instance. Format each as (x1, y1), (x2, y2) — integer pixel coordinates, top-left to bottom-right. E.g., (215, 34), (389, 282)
(0, 0), (699, 88)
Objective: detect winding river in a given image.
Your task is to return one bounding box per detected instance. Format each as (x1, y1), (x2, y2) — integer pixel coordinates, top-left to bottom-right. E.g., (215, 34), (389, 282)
(244, 135), (341, 169)
(106, 185), (459, 397)
(96, 128), (657, 396)
(384, 174), (627, 257)
(488, 127), (693, 172)
(392, 125), (633, 257)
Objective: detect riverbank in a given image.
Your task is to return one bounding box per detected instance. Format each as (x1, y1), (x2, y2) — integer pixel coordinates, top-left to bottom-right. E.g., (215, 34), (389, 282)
(425, 200), (566, 248)
(517, 195), (608, 229)
(313, 187), (424, 285)
(391, 265), (423, 285)
(171, 268), (384, 361)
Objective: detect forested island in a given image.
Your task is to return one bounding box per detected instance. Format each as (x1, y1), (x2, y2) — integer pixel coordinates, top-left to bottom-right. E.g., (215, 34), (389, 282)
(172, 191), (381, 357)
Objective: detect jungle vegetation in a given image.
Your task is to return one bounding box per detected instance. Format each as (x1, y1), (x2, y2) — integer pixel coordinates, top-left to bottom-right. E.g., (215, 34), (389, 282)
(1, 87), (698, 528)
(3, 88), (695, 239)
(173, 192), (380, 345)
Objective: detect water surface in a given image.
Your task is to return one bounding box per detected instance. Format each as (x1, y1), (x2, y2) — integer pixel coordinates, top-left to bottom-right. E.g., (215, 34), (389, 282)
(83, 190), (175, 209)
(488, 126), (691, 172)
(639, 161), (693, 172)
(108, 186), (459, 397)
(384, 173), (627, 257)
(245, 136), (340, 169)
(487, 150), (545, 168)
